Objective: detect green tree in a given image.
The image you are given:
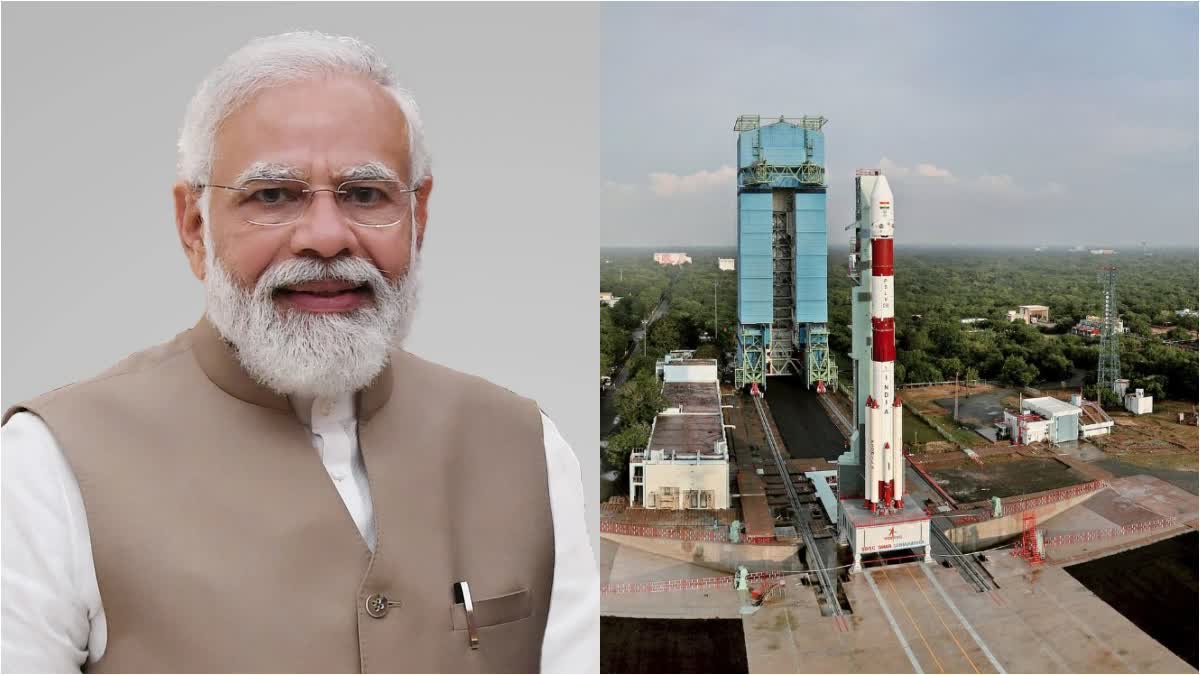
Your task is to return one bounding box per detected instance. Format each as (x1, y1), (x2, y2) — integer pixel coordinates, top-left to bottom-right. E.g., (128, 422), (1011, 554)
(604, 422), (651, 469)
(615, 374), (668, 427)
(999, 355), (1038, 387)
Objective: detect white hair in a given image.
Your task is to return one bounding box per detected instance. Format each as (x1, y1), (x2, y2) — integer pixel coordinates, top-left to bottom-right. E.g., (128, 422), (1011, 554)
(178, 30), (431, 195)
(202, 221), (422, 398)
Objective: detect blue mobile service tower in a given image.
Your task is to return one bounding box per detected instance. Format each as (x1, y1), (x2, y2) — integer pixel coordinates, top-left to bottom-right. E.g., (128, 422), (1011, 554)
(733, 114), (837, 391)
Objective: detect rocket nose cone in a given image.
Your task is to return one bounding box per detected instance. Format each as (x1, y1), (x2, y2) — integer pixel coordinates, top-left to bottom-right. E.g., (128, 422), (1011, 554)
(871, 175), (894, 204)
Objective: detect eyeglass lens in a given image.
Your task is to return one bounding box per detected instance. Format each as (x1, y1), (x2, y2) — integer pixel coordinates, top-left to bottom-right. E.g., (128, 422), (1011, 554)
(235, 179), (412, 227)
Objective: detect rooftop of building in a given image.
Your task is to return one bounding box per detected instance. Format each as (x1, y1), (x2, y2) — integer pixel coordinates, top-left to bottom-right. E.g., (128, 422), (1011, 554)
(669, 358), (718, 367)
(1022, 396), (1081, 417)
(642, 370), (727, 459)
(646, 414), (725, 457)
(661, 382), (721, 413)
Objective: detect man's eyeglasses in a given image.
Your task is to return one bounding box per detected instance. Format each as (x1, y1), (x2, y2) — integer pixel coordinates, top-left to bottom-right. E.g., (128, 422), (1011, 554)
(198, 179), (418, 228)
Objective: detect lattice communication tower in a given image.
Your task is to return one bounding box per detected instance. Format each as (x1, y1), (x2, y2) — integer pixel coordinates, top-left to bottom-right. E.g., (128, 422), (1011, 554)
(1097, 265), (1121, 395)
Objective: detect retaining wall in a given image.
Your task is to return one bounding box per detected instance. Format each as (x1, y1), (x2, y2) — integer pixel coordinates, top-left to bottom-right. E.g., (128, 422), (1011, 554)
(601, 532), (799, 574)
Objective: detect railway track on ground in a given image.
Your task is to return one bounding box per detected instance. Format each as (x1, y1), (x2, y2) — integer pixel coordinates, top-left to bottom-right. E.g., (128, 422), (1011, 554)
(751, 393), (844, 617)
(930, 510), (996, 593)
(817, 389), (853, 439)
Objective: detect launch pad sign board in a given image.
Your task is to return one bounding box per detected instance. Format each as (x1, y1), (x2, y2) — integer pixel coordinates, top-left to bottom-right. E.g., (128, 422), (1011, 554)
(855, 519), (930, 554)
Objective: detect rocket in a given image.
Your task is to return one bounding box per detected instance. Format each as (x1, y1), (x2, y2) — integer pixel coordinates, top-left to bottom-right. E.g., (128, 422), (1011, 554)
(864, 176), (905, 511)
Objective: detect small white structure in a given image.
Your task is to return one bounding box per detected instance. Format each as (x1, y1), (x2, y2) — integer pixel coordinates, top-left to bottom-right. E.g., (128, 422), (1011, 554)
(960, 317), (987, 325)
(599, 291), (621, 307)
(1006, 410), (1052, 444)
(630, 356), (730, 510)
(718, 257), (736, 271)
(1113, 379), (1130, 398)
(653, 252), (692, 266)
(1176, 309), (1196, 318)
(1005, 396), (1084, 445)
(1008, 305), (1050, 324)
(1090, 249), (1117, 255)
(1124, 389), (1153, 415)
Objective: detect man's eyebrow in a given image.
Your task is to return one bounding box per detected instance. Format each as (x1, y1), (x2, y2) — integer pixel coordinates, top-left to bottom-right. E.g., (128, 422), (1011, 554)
(233, 162), (308, 185)
(337, 161), (402, 183)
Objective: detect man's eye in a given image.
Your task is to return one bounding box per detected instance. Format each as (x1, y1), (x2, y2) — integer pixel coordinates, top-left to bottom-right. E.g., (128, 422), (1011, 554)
(347, 187), (384, 204)
(253, 188), (296, 204)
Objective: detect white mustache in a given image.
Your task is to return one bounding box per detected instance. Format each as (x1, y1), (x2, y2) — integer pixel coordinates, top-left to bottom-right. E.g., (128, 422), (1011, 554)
(255, 257), (389, 300)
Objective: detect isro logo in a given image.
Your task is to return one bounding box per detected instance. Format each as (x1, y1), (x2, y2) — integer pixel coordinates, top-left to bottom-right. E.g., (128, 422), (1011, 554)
(884, 527), (898, 541)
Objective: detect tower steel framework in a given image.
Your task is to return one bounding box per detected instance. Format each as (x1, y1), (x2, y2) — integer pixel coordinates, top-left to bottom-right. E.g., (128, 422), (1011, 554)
(1097, 265), (1121, 396)
(733, 114), (837, 391)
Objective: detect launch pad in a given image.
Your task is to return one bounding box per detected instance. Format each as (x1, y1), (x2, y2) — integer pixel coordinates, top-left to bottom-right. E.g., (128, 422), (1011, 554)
(838, 499), (932, 572)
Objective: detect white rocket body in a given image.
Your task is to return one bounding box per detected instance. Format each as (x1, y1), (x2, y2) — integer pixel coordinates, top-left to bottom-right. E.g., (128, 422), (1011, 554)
(863, 176), (905, 511)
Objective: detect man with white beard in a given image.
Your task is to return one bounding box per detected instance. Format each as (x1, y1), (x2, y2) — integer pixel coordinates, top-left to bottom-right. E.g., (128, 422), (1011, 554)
(1, 31), (598, 673)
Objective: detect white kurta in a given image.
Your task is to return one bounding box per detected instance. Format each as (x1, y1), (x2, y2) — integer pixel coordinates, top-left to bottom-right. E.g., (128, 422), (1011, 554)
(1, 395), (599, 673)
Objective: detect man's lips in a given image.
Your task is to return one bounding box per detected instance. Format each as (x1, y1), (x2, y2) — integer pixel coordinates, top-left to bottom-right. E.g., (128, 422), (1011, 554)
(281, 280), (364, 294)
(274, 281), (371, 312)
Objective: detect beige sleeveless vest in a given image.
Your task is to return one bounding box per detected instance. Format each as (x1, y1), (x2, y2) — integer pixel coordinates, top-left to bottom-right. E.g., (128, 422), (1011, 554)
(3, 317), (554, 673)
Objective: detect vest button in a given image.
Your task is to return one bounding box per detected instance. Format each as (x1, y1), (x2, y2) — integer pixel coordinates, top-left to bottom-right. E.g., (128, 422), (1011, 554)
(365, 593), (395, 618)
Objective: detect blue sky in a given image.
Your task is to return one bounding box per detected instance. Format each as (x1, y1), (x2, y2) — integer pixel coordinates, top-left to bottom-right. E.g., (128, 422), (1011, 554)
(601, 2), (1198, 247)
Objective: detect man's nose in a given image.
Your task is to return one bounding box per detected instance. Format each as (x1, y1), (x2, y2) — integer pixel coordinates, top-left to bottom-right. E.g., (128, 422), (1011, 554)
(289, 190), (356, 259)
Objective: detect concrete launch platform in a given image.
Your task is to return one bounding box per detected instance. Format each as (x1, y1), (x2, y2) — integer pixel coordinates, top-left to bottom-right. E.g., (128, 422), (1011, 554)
(744, 556), (1193, 673)
(839, 498), (933, 571)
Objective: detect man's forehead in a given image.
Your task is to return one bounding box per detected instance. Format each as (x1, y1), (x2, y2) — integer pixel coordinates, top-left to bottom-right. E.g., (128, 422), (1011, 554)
(211, 76), (411, 182)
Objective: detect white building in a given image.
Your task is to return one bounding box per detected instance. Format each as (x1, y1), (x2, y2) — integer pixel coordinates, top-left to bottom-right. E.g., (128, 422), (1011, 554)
(1124, 389), (1153, 415)
(1090, 249), (1117, 255)
(653, 252), (692, 266)
(599, 291), (621, 307)
(718, 257), (736, 271)
(1005, 396), (1082, 445)
(629, 357), (730, 510)
(1008, 305), (1050, 324)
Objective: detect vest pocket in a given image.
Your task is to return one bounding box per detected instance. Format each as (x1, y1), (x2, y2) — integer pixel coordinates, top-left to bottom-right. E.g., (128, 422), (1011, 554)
(449, 587), (531, 630)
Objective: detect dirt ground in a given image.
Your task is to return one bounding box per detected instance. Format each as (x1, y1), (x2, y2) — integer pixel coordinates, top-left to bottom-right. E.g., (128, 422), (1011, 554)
(1092, 400), (1199, 453)
(926, 454), (1092, 502)
(600, 617), (748, 673)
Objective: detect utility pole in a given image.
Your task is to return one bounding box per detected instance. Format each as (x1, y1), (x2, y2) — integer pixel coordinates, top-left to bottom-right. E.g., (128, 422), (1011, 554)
(714, 279), (719, 345)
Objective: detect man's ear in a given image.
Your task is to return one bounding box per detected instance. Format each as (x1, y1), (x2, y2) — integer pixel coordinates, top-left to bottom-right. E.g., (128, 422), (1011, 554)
(414, 175), (433, 251)
(174, 182), (206, 280)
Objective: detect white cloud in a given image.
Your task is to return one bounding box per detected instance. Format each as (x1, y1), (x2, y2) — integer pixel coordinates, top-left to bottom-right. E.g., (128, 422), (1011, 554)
(875, 158), (1065, 197)
(915, 163), (956, 181)
(877, 157), (955, 182)
(975, 174), (1016, 191)
(877, 156), (910, 177)
(602, 179), (637, 195)
(648, 165), (736, 197)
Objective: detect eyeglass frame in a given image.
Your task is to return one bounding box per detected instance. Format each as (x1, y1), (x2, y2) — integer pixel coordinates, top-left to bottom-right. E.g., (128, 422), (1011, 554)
(196, 178), (420, 228)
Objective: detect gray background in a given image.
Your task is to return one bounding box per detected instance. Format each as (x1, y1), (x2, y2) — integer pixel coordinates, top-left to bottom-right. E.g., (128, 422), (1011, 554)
(1, 3), (601, 554)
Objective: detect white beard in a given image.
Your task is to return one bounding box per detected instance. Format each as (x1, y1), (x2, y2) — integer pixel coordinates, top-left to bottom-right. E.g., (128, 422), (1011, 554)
(203, 240), (420, 399)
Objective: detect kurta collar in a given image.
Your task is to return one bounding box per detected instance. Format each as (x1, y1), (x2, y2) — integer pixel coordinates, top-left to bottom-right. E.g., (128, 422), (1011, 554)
(189, 315), (394, 421)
